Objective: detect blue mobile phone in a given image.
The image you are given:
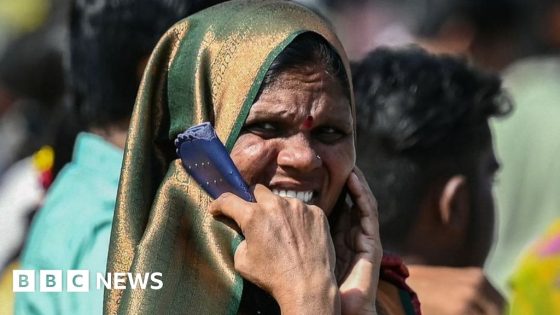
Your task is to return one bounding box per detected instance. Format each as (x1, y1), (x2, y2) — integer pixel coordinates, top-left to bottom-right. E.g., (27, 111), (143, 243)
(174, 122), (254, 202)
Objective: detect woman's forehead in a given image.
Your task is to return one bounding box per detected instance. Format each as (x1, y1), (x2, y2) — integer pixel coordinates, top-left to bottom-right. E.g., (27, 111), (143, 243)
(248, 68), (352, 123)
(264, 64), (340, 88)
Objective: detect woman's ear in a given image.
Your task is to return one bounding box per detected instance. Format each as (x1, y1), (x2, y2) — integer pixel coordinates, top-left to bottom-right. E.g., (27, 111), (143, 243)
(439, 175), (470, 229)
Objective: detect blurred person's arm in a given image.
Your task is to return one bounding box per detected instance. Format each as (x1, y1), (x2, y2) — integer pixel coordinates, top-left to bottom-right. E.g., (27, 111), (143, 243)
(407, 265), (505, 315)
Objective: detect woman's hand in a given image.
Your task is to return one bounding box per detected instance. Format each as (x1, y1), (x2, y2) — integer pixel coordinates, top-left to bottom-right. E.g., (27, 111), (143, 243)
(209, 184), (340, 314)
(333, 168), (382, 315)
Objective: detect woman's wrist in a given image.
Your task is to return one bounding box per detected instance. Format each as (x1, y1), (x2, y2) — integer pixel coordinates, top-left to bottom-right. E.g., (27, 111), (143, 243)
(275, 273), (340, 314)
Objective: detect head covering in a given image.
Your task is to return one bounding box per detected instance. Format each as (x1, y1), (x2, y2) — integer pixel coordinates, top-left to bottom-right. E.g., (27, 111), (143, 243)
(104, 1), (352, 314)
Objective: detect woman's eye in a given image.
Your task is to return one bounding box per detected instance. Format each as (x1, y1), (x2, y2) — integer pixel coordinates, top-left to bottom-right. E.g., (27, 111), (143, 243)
(313, 126), (348, 144)
(241, 122), (280, 138)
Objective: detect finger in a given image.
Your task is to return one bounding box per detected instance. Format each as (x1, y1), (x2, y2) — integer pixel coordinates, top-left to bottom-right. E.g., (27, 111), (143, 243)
(344, 225), (362, 250)
(332, 208), (353, 281)
(348, 167), (377, 212)
(208, 192), (253, 231)
(252, 183), (275, 203)
(233, 240), (248, 278)
(347, 169), (378, 236)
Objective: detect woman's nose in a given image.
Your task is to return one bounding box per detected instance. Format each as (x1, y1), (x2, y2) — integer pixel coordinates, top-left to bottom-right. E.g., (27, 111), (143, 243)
(277, 134), (321, 172)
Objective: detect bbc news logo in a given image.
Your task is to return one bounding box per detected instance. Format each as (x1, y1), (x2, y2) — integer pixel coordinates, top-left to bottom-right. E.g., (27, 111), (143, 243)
(13, 270), (163, 292)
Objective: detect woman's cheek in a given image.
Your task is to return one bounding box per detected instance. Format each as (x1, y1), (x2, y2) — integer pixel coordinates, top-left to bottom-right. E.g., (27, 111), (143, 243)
(324, 140), (355, 176)
(231, 137), (275, 185)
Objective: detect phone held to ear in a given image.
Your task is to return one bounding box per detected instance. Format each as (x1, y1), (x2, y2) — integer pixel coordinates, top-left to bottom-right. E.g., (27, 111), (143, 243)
(174, 122), (254, 202)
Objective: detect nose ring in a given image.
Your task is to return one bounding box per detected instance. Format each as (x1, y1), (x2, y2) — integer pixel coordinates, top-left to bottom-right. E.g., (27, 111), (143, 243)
(316, 154), (321, 160)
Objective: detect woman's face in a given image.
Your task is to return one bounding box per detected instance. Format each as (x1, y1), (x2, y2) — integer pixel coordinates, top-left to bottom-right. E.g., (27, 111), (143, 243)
(231, 64), (355, 216)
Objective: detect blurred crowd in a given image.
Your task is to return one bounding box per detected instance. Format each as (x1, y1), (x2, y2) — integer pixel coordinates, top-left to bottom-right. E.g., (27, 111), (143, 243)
(0, 0), (558, 314)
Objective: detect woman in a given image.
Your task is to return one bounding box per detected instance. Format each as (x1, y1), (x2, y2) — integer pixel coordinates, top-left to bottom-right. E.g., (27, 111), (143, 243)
(105, 1), (418, 314)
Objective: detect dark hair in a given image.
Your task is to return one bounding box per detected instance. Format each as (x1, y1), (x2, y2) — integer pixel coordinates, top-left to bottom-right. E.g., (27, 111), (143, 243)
(0, 31), (64, 105)
(0, 24), (68, 164)
(70, 0), (223, 128)
(257, 32), (350, 100)
(352, 47), (511, 249)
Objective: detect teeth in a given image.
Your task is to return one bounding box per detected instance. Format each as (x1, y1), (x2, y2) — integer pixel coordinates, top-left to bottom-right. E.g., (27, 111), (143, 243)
(272, 189), (314, 203)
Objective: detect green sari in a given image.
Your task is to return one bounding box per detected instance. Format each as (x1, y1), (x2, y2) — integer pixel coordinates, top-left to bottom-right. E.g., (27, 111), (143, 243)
(104, 1), (352, 314)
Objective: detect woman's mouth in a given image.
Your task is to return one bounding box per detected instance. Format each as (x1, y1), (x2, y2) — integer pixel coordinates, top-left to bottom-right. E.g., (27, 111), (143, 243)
(271, 189), (314, 203)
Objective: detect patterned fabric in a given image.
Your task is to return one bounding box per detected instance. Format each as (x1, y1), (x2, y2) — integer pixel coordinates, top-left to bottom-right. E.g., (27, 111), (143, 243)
(509, 219), (560, 315)
(104, 1), (352, 314)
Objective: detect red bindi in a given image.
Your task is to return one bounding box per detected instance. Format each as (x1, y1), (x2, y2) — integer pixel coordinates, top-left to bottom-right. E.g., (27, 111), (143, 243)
(302, 115), (313, 129)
